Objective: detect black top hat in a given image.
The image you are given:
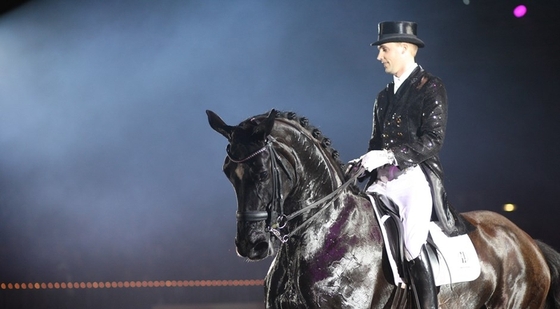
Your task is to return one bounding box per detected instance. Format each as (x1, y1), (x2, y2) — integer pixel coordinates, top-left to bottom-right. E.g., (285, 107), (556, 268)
(370, 21), (425, 48)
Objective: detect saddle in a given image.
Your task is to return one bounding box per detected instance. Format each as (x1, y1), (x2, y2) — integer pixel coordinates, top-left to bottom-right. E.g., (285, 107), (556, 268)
(367, 193), (480, 288)
(369, 193), (437, 285)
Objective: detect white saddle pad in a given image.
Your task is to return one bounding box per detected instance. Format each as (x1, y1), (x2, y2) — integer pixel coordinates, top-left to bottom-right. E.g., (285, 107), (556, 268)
(429, 222), (481, 286)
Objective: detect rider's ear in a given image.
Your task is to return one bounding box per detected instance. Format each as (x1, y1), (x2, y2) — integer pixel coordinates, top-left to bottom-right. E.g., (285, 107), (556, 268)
(206, 110), (234, 140)
(254, 109), (276, 139)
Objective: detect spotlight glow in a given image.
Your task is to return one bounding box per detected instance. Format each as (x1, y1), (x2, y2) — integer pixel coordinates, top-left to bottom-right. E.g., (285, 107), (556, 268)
(503, 203), (517, 212)
(513, 5), (527, 18)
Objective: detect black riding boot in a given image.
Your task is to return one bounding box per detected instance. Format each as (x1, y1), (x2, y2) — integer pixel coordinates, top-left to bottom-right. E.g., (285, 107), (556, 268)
(408, 244), (438, 309)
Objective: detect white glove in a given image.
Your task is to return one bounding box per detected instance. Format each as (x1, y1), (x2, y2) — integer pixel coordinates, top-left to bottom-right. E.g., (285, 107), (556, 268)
(356, 150), (396, 172)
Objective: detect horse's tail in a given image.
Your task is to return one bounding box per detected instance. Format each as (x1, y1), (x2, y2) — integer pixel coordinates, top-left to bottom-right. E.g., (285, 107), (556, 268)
(537, 240), (560, 309)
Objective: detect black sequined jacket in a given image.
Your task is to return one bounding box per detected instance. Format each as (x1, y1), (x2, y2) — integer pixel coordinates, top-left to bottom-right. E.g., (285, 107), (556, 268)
(367, 66), (473, 236)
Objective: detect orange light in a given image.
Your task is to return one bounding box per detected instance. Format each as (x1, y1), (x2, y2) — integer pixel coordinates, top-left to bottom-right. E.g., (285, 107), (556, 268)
(0, 279), (264, 290)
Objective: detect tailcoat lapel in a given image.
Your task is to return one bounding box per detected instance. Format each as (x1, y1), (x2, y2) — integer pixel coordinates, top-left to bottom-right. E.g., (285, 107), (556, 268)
(384, 67), (422, 122)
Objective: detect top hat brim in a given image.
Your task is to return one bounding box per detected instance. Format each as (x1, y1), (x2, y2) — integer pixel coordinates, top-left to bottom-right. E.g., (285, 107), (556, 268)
(370, 34), (425, 48)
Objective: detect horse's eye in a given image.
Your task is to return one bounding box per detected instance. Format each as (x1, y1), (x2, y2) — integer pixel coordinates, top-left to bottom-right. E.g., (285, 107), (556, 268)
(259, 171), (269, 181)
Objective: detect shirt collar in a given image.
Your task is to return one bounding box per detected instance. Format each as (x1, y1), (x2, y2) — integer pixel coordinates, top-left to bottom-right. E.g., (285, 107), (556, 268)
(393, 63), (418, 93)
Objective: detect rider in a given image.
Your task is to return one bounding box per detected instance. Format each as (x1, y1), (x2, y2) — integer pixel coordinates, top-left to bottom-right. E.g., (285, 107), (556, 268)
(351, 21), (473, 309)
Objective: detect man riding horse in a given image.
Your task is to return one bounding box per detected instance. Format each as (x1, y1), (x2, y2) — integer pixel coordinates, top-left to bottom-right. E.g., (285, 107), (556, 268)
(351, 21), (473, 309)
(207, 19), (560, 309)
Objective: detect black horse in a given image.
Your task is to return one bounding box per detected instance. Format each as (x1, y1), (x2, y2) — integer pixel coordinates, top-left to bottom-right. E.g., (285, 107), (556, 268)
(207, 109), (560, 309)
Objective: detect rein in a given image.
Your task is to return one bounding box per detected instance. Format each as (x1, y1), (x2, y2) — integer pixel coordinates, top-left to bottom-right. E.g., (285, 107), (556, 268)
(269, 168), (362, 243)
(229, 135), (364, 243)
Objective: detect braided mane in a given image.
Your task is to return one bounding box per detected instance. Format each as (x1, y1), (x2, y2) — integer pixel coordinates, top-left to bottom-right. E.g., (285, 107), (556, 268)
(241, 110), (348, 179)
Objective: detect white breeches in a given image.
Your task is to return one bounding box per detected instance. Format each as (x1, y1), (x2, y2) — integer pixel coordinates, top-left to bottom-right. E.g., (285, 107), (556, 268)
(366, 165), (433, 261)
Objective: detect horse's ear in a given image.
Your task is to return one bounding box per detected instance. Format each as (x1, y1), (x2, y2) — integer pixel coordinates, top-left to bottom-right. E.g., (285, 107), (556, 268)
(254, 109), (276, 138)
(206, 110), (234, 140)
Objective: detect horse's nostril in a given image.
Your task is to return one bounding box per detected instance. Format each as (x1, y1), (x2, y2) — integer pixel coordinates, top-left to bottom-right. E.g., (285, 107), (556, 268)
(254, 241), (269, 255)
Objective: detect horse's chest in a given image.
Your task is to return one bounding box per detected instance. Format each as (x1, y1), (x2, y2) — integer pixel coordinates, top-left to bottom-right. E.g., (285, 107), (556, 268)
(265, 243), (378, 308)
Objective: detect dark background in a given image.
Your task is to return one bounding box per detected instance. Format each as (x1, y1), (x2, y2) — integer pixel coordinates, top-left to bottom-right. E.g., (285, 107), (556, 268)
(0, 0), (559, 308)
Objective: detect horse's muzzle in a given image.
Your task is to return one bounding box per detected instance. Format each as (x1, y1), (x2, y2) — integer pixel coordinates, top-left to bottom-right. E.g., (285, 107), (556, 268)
(235, 227), (271, 260)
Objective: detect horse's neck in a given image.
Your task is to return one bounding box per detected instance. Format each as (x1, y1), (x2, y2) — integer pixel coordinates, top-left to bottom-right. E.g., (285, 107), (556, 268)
(273, 122), (344, 198)
(273, 124), (382, 247)
(296, 190), (383, 257)
(294, 153), (343, 203)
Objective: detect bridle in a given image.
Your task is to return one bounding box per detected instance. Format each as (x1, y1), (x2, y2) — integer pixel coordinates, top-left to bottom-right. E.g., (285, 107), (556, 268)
(227, 136), (290, 225)
(227, 135), (363, 243)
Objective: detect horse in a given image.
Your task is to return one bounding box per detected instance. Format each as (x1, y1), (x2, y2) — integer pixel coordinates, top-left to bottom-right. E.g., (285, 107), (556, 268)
(206, 109), (560, 309)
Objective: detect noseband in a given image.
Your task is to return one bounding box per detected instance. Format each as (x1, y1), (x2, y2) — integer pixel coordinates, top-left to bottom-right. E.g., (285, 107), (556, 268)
(228, 136), (363, 243)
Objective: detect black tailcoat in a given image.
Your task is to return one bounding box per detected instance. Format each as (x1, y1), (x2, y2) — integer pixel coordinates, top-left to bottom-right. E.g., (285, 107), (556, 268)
(368, 66), (472, 236)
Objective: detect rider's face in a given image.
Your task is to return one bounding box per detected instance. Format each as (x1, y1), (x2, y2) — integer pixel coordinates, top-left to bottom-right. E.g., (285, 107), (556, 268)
(376, 42), (407, 77)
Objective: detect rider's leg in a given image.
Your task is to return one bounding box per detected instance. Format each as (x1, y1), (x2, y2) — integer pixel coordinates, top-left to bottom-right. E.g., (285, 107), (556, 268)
(392, 167), (432, 261)
(408, 244), (438, 309)
(367, 165), (437, 308)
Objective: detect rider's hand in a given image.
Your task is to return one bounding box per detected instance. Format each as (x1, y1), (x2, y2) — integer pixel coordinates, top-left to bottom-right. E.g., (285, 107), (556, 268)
(355, 149), (396, 172)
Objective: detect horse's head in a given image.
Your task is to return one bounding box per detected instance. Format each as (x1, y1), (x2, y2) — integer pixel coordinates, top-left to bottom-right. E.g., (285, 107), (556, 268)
(207, 109), (297, 260)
